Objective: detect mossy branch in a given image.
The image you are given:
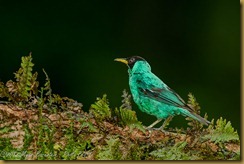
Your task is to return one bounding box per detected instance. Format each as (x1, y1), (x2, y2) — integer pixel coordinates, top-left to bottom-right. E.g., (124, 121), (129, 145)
(0, 54), (240, 160)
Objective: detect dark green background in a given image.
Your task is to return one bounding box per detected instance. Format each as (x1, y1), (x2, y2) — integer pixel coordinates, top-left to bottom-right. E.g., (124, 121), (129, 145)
(0, 1), (240, 132)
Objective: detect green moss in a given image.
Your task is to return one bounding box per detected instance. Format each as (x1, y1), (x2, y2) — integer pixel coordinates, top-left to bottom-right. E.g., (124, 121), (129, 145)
(149, 141), (199, 160)
(95, 137), (122, 160)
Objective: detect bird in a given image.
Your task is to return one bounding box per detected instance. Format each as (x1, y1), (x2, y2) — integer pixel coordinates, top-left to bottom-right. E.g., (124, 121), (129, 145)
(114, 56), (210, 130)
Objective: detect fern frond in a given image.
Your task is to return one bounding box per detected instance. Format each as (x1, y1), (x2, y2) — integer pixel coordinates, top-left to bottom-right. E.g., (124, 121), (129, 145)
(121, 89), (132, 110)
(202, 117), (239, 144)
(42, 68), (53, 108)
(114, 90), (144, 132)
(186, 93), (203, 131)
(14, 53), (36, 101)
(43, 69), (52, 97)
(90, 94), (111, 121)
(187, 92), (200, 114)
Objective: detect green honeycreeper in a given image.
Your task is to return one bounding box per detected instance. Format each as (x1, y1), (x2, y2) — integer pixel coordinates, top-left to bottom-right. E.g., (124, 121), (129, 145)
(115, 56), (210, 130)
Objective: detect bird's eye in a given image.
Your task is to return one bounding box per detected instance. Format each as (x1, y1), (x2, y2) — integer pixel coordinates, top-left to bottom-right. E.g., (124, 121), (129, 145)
(129, 58), (135, 64)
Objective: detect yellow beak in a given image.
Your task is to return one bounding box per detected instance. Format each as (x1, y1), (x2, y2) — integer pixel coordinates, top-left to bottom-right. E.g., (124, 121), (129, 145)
(114, 58), (128, 65)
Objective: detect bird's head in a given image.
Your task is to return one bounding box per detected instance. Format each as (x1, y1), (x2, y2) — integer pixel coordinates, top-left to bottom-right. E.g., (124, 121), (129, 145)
(114, 56), (151, 73)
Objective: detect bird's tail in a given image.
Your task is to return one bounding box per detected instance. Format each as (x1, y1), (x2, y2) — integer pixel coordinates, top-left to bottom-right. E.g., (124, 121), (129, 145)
(181, 109), (210, 126)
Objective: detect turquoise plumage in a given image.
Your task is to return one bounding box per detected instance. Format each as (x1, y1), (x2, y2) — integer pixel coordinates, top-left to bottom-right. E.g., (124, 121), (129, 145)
(115, 56), (210, 130)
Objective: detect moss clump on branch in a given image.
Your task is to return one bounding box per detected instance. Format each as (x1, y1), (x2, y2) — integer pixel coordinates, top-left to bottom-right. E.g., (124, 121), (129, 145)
(0, 54), (240, 160)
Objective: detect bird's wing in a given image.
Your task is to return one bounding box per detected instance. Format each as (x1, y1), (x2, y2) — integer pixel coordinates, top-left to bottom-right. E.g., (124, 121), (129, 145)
(136, 74), (192, 110)
(134, 73), (211, 125)
(139, 86), (186, 107)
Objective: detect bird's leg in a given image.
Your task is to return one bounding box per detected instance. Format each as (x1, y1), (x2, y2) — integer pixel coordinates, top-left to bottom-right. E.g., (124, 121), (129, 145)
(158, 116), (173, 131)
(146, 119), (162, 129)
